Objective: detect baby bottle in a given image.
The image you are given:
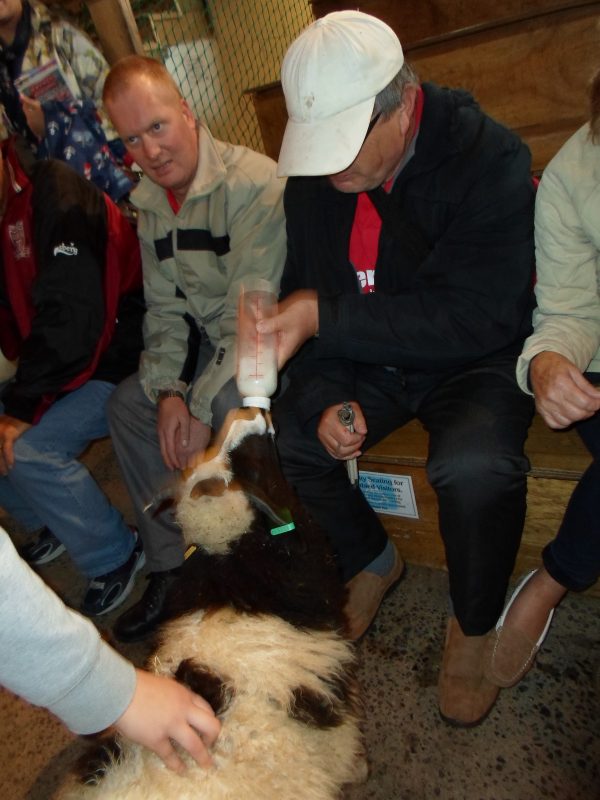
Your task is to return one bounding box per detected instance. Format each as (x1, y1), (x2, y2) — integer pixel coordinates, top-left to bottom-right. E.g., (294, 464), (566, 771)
(236, 278), (278, 409)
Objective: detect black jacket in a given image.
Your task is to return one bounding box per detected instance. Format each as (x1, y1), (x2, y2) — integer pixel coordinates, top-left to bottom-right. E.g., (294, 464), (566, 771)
(0, 140), (144, 423)
(281, 83), (536, 424)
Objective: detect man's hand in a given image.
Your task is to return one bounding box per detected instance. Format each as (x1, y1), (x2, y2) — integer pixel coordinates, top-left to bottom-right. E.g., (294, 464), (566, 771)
(175, 416), (212, 470)
(157, 397), (211, 470)
(318, 402), (367, 460)
(20, 95), (45, 140)
(256, 289), (318, 368)
(115, 669), (220, 773)
(0, 414), (31, 475)
(529, 351), (600, 429)
(157, 396), (192, 470)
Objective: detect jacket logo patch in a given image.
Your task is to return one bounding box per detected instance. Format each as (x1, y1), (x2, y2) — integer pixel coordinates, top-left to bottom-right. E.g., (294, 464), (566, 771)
(8, 221), (31, 260)
(53, 242), (78, 257)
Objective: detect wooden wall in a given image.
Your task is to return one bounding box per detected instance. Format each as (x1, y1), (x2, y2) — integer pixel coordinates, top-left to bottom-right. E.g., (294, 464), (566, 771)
(249, 0), (600, 172)
(310, 0), (591, 45)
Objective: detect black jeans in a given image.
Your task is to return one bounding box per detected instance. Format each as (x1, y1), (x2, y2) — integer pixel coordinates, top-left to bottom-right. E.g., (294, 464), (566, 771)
(274, 353), (534, 635)
(543, 375), (600, 591)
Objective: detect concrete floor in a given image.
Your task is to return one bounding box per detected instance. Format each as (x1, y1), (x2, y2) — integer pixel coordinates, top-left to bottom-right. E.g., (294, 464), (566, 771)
(1, 440), (599, 800)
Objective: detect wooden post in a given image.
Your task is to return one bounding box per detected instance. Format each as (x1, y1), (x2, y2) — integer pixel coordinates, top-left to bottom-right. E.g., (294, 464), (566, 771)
(85, 0), (144, 63)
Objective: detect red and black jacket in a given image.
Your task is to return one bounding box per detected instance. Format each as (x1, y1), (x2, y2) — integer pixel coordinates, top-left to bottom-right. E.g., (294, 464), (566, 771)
(0, 138), (144, 423)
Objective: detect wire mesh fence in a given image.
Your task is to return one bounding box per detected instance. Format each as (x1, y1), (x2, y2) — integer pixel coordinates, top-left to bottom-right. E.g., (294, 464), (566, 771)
(105, 0), (312, 153)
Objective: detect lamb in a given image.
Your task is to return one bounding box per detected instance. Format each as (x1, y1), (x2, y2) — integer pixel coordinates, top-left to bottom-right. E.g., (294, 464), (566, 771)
(62, 406), (367, 800)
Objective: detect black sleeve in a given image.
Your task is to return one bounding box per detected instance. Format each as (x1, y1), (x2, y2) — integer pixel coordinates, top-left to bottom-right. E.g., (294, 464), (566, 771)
(316, 141), (536, 370)
(280, 179), (358, 424)
(2, 161), (107, 422)
(279, 125), (536, 423)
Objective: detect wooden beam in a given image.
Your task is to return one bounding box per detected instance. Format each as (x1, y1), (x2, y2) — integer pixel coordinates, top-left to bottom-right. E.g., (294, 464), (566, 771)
(85, 0), (144, 63)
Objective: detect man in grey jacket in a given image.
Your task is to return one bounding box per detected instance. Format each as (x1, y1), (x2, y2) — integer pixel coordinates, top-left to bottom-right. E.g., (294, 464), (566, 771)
(102, 56), (286, 642)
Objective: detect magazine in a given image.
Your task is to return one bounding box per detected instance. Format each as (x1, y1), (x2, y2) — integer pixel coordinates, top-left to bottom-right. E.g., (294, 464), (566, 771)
(14, 58), (74, 104)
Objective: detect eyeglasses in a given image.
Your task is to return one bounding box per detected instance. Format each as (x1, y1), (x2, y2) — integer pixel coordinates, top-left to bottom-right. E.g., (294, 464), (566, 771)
(363, 111), (382, 143)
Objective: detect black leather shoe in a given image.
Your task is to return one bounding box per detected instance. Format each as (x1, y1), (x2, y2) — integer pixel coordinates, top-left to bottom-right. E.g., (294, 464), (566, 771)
(113, 568), (181, 642)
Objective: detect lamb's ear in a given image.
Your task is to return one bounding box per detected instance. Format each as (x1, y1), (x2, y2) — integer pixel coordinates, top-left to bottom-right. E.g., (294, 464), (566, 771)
(190, 476), (228, 499)
(175, 659), (235, 716)
(236, 477), (290, 526)
(289, 683), (345, 729)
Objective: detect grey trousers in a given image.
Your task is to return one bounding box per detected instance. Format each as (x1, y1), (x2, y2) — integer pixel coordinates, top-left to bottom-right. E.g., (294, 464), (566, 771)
(107, 372), (241, 571)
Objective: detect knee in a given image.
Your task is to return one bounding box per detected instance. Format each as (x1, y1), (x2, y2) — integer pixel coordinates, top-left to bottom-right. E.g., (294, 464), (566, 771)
(9, 435), (64, 475)
(427, 443), (528, 498)
(107, 373), (142, 426)
(9, 436), (36, 468)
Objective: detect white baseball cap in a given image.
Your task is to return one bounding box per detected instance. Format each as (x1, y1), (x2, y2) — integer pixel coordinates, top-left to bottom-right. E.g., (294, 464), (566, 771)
(277, 10), (404, 177)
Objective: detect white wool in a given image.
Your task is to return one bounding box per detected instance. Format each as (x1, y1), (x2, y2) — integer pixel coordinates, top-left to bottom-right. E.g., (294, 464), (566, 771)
(59, 408), (367, 799)
(60, 611), (366, 800)
(174, 410), (266, 554)
(156, 609), (355, 707)
(219, 409), (269, 452)
(176, 488), (254, 554)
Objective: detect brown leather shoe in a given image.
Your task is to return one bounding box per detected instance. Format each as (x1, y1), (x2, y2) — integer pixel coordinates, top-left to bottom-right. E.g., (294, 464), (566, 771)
(483, 626), (541, 688)
(344, 543), (405, 640)
(438, 616), (499, 727)
(483, 570), (555, 688)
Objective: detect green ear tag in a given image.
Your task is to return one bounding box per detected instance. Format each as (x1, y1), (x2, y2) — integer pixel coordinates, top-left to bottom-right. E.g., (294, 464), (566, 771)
(270, 521), (296, 536)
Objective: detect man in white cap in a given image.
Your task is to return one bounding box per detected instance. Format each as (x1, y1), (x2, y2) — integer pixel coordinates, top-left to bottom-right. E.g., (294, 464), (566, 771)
(263, 11), (536, 727)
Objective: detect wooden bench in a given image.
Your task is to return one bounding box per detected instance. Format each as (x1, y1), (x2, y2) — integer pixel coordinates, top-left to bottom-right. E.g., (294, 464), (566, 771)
(359, 414), (598, 597)
(82, 415), (596, 596)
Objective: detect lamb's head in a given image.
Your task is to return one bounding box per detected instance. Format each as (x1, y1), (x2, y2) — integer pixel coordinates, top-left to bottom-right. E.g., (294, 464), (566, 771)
(175, 407), (291, 555)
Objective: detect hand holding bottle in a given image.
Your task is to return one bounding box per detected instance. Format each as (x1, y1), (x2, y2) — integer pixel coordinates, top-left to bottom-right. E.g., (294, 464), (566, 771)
(236, 279), (278, 409)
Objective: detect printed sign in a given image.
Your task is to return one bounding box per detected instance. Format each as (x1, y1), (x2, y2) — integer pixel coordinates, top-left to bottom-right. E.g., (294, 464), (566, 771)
(359, 470), (419, 518)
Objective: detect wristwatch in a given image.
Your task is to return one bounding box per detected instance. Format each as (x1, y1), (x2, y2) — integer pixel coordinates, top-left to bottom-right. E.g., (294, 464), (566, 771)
(157, 389), (185, 402)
